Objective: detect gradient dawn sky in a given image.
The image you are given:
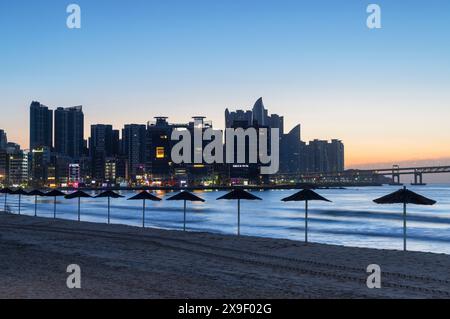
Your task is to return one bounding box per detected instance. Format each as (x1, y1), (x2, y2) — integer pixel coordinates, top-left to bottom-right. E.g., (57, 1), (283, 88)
(0, 0), (449, 167)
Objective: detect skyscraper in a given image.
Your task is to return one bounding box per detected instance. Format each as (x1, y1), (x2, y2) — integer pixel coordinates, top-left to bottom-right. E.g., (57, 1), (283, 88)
(89, 124), (115, 180)
(225, 109), (252, 128)
(146, 117), (174, 178)
(30, 101), (53, 150)
(89, 125), (115, 157)
(303, 139), (344, 173)
(0, 129), (7, 150)
(30, 146), (51, 187)
(327, 139), (345, 172)
(122, 124), (147, 178)
(54, 106), (84, 158)
(280, 125), (302, 173)
(251, 97), (270, 126)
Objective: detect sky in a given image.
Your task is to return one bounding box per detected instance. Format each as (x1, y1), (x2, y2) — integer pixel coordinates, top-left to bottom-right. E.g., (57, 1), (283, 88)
(0, 0), (449, 168)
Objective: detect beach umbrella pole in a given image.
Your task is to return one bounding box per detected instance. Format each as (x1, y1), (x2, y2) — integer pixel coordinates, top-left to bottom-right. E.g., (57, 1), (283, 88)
(183, 200), (187, 231)
(403, 202), (407, 251)
(78, 197), (81, 222)
(4, 193), (7, 212)
(108, 197), (111, 224)
(18, 194), (21, 215)
(34, 195), (37, 217)
(305, 200), (309, 244)
(237, 199), (241, 236)
(54, 196), (57, 218)
(142, 199), (146, 228)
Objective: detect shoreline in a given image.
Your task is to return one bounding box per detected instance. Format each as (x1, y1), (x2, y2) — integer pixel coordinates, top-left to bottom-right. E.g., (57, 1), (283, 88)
(1, 212), (450, 299)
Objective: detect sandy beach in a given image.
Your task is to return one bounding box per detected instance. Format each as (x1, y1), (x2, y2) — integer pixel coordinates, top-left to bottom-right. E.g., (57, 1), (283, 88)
(1, 212), (450, 299)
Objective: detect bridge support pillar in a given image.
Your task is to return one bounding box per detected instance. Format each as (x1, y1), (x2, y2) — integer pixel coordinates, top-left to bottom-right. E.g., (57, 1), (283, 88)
(413, 172), (424, 185)
(392, 173), (401, 184)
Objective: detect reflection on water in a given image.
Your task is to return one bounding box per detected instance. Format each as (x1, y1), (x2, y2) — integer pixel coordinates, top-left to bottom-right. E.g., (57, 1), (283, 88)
(3, 184), (450, 254)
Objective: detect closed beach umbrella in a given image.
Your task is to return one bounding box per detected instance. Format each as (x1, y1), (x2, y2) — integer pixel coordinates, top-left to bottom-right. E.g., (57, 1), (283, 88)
(166, 191), (205, 231)
(128, 191), (162, 228)
(45, 190), (66, 218)
(217, 189), (262, 236)
(0, 188), (13, 212)
(281, 189), (332, 244)
(373, 186), (436, 251)
(65, 190), (92, 222)
(27, 190), (46, 217)
(11, 188), (28, 215)
(95, 190), (124, 224)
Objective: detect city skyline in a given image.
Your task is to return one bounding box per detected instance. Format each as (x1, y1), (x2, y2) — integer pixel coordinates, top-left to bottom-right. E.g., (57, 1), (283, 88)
(1, 98), (347, 188)
(1, 0), (450, 167)
(3, 97), (450, 168)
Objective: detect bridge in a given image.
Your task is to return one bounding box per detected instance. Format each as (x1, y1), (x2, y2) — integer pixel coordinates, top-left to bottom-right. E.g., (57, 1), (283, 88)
(275, 165), (450, 186)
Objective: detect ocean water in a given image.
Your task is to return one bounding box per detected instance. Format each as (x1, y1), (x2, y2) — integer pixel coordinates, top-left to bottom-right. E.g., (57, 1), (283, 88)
(3, 184), (450, 255)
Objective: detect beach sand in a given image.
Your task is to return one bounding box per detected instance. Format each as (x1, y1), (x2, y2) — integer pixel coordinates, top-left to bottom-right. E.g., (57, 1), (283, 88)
(1, 212), (450, 299)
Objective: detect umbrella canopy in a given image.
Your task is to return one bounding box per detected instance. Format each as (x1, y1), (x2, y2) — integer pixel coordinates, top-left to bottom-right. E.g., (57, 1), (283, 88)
(281, 189), (332, 203)
(0, 188), (13, 194)
(128, 191), (162, 228)
(27, 190), (46, 196)
(281, 189), (332, 244)
(166, 191), (205, 202)
(166, 191), (205, 231)
(1, 188), (13, 213)
(128, 191), (162, 201)
(45, 190), (66, 197)
(45, 189), (66, 219)
(11, 188), (28, 215)
(65, 190), (92, 199)
(95, 191), (124, 224)
(217, 189), (262, 236)
(11, 188), (28, 195)
(95, 190), (124, 199)
(373, 188), (436, 205)
(65, 190), (92, 222)
(217, 188), (262, 201)
(26, 190), (46, 217)
(373, 186), (436, 251)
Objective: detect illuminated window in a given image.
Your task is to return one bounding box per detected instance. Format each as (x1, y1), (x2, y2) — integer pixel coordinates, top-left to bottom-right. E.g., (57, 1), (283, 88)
(156, 147), (165, 159)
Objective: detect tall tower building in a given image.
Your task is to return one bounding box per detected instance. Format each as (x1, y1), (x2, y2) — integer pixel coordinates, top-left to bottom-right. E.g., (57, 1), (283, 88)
(30, 101), (53, 150)
(0, 129), (7, 150)
(54, 106), (84, 158)
(122, 124), (147, 178)
(89, 124), (115, 157)
(251, 97), (268, 126)
(89, 124), (114, 180)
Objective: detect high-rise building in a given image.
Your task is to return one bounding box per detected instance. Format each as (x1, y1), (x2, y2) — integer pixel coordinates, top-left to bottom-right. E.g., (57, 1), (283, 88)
(280, 125), (302, 173)
(327, 139), (345, 172)
(305, 140), (329, 173)
(54, 106), (84, 158)
(0, 149), (8, 185)
(146, 117), (174, 179)
(0, 129), (7, 150)
(30, 146), (51, 187)
(7, 150), (29, 186)
(268, 114), (284, 137)
(104, 158), (117, 183)
(226, 98), (284, 133)
(224, 98), (289, 183)
(225, 109), (252, 128)
(68, 163), (81, 185)
(112, 129), (120, 156)
(89, 124), (115, 181)
(252, 97), (268, 126)
(122, 124), (147, 179)
(30, 101), (53, 150)
(89, 125), (115, 157)
(303, 139), (344, 173)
